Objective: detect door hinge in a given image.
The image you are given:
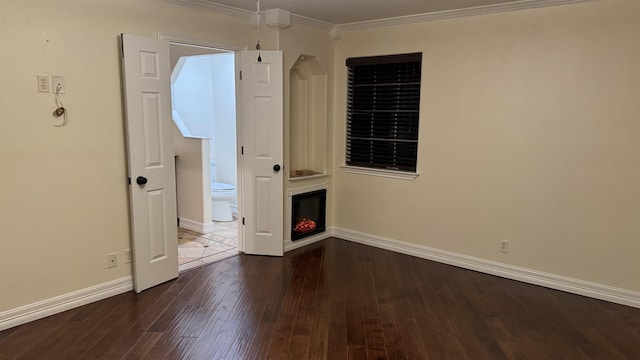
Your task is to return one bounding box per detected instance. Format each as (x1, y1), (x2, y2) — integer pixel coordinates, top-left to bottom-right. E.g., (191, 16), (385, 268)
(120, 34), (125, 58)
(241, 146), (244, 155)
(239, 70), (242, 80)
(242, 217), (245, 225)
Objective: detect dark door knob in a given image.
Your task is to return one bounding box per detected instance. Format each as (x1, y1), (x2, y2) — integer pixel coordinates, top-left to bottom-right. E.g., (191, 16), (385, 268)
(136, 176), (148, 185)
(273, 164), (281, 172)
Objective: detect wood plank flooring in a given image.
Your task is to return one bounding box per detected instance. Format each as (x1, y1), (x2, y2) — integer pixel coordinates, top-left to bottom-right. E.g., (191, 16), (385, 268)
(1, 238), (639, 359)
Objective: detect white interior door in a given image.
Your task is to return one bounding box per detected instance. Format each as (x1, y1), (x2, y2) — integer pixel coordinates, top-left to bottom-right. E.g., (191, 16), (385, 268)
(237, 50), (284, 256)
(121, 33), (178, 292)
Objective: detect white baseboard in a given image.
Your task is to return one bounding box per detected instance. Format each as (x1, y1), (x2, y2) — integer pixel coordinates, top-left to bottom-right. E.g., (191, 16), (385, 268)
(284, 231), (331, 252)
(5, 228), (636, 333)
(0, 276), (134, 331)
(179, 217), (215, 234)
(332, 228), (640, 309)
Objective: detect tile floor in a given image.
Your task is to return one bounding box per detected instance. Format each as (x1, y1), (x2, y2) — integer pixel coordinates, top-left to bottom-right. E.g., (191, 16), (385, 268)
(178, 217), (239, 272)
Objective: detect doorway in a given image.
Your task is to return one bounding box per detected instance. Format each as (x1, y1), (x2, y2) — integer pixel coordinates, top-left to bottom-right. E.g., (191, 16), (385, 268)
(168, 43), (240, 272)
(123, 34), (284, 292)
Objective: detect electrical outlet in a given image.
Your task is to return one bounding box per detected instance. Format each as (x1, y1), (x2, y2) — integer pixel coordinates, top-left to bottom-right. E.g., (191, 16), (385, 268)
(124, 249), (132, 264)
(51, 75), (65, 94)
(106, 253), (117, 268)
(37, 75), (50, 93)
(499, 239), (509, 253)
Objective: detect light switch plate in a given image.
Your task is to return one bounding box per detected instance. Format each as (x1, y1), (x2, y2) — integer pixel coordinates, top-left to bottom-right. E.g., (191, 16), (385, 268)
(52, 75), (65, 94)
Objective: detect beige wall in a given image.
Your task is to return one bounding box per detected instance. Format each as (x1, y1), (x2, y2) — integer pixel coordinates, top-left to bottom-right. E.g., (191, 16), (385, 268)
(1, 0), (637, 317)
(173, 127), (211, 225)
(280, 23), (336, 232)
(0, 0), (277, 311)
(332, 0), (640, 292)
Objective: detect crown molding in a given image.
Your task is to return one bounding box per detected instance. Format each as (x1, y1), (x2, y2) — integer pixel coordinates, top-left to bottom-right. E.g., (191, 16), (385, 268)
(160, 0), (253, 19)
(337, 0), (596, 31)
(160, 0), (597, 33)
(290, 13), (334, 31)
(160, 0), (333, 30)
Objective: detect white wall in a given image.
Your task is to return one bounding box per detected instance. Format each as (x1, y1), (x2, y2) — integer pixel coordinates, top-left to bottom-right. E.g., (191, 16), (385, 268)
(332, 0), (640, 292)
(173, 126), (211, 226)
(173, 56), (215, 138)
(289, 56), (328, 175)
(173, 52), (237, 209)
(210, 53), (238, 206)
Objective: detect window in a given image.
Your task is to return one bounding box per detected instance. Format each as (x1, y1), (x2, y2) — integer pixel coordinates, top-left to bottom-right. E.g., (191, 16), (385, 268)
(346, 53), (422, 173)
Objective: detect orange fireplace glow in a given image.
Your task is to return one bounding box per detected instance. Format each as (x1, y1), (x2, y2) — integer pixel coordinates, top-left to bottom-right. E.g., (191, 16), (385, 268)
(294, 218), (317, 234)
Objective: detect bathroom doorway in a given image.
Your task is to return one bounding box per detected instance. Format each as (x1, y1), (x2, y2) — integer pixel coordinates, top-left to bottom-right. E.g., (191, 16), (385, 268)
(168, 42), (240, 272)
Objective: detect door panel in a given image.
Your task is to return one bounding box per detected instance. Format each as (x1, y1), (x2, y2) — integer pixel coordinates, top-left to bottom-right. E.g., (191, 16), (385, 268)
(238, 51), (284, 256)
(121, 33), (178, 292)
(142, 93), (163, 166)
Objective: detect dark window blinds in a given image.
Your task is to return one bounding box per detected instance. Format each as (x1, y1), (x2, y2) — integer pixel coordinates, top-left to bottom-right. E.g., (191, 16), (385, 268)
(346, 53), (422, 172)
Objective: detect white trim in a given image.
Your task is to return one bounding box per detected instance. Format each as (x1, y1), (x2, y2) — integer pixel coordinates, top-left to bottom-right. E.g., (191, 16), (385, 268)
(157, 32), (245, 52)
(290, 13), (334, 31)
(162, 0), (596, 32)
(159, 0), (252, 19)
(179, 217), (215, 234)
(284, 231), (330, 252)
(332, 227), (640, 309)
(288, 173), (330, 182)
(286, 183), (329, 248)
(341, 165), (419, 180)
(287, 183), (328, 197)
(159, 0), (333, 30)
(0, 277), (134, 331)
(337, 0), (596, 31)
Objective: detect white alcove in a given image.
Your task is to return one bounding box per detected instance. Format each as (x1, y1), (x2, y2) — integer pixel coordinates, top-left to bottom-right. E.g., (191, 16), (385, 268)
(289, 55), (327, 179)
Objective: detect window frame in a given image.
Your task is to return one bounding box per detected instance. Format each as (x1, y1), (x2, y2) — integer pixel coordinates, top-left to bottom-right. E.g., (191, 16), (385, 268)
(344, 52), (422, 179)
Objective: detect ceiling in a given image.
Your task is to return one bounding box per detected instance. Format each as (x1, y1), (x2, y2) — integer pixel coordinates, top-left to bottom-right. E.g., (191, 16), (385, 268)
(193, 0), (578, 25)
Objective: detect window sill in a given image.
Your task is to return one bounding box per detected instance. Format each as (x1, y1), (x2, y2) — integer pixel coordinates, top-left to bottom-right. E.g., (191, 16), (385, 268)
(341, 165), (419, 180)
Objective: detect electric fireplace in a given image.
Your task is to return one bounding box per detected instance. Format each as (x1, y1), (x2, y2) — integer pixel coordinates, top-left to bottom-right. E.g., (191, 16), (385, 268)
(291, 189), (326, 240)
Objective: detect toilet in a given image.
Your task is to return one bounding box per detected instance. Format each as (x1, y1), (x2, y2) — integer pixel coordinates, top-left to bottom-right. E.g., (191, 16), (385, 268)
(211, 182), (235, 221)
(210, 160), (236, 222)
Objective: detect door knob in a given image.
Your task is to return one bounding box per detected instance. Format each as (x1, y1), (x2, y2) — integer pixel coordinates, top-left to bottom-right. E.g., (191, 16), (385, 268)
(273, 164), (281, 172)
(136, 176), (148, 185)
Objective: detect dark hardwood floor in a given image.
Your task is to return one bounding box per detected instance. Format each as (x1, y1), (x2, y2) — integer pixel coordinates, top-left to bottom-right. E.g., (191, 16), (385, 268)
(1, 238), (639, 360)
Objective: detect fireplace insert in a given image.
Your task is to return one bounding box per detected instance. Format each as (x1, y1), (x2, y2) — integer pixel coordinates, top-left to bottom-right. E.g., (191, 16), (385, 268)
(291, 189), (326, 240)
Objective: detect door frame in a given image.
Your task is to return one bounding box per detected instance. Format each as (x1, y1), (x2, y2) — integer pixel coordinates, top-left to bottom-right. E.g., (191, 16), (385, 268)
(158, 32), (246, 252)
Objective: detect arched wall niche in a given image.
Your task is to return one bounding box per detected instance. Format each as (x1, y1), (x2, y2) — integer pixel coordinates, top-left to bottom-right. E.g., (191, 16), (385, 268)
(289, 55), (327, 179)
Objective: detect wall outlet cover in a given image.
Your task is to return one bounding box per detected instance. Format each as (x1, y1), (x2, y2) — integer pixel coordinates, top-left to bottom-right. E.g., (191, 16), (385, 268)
(37, 75), (50, 93)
